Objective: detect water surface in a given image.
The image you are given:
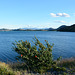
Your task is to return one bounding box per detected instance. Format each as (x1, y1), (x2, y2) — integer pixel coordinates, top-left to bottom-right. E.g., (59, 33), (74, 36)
(0, 31), (75, 62)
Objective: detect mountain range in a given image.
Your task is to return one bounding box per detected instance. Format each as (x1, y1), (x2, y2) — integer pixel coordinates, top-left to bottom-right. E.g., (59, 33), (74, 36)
(0, 24), (75, 32)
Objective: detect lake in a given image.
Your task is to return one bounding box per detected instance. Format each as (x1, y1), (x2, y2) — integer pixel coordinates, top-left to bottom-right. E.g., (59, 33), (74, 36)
(0, 31), (75, 62)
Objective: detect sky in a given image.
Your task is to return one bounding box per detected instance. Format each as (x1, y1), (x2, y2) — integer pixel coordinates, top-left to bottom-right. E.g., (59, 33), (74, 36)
(0, 0), (75, 29)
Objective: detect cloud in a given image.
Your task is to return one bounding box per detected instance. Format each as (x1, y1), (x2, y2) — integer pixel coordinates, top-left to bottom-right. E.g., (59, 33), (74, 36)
(50, 13), (57, 17)
(50, 13), (70, 17)
(73, 13), (75, 16)
(54, 20), (66, 23)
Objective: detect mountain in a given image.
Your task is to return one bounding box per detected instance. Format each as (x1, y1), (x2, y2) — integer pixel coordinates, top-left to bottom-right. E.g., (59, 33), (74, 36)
(22, 28), (49, 30)
(0, 24), (75, 32)
(57, 24), (75, 32)
(0, 28), (11, 31)
(22, 28), (39, 30)
(12, 29), (25, 31)
(48, 28), (56, 31)
(57, 25), (67, 30)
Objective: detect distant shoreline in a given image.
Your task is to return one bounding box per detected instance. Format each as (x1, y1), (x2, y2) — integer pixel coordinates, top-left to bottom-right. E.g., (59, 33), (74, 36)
(0, 24), (75, 32)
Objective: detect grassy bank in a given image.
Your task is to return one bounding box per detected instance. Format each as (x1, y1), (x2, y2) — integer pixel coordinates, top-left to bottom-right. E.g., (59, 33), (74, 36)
(0, 58), (75, 75)
(57, 58), (75, 74)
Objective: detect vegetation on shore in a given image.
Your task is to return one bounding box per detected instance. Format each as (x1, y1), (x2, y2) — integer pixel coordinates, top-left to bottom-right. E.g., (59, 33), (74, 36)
(12, 37), (64, 74)
(0, 58), (75, 75)
(0, 37), (75, 75)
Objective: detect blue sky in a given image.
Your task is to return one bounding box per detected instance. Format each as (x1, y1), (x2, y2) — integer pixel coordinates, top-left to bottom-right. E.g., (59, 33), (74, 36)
(0, 0), (75, 29)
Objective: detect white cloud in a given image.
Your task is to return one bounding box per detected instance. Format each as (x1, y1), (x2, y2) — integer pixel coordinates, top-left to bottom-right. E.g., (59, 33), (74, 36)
(23, 24), (51, 29)
(50, 13), (57, 17)
(50, 13), (70, 17)
(62, 13), (70, 17)
(73, 13), (75, 16)
(54, 20), (66, 23)
(56, 13), (62, 16)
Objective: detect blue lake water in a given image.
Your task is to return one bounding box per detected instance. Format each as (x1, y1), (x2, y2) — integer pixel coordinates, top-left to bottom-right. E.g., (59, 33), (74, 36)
(0, 31), (75, 62)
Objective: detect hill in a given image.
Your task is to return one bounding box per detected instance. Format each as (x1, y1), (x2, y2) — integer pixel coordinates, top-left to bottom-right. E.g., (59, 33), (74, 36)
(57, 24), (75, 32)
(0, 24), (75, 32)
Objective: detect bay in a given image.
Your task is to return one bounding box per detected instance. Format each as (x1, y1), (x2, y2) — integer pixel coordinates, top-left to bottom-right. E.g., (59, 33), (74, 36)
(0, 31), (75, 62)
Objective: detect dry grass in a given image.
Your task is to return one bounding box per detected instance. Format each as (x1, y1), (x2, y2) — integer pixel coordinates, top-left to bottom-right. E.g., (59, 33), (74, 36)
(0, 62), (16, 75)
(57, 57), (75, 74)
(0, 58), (75, 75)
(58, 57), (75, 67)
(0, 62), (9, 68)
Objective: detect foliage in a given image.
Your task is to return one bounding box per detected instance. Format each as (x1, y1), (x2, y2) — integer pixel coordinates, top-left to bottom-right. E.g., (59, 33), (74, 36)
(0, 62), (15, 75)
(57, 58), (75, 74)
(13, 37), (65, 73)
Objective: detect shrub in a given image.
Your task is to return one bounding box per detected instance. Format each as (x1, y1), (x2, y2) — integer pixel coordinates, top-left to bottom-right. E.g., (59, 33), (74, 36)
(13, 37), (65, 73)
(0, 62), (15, 75)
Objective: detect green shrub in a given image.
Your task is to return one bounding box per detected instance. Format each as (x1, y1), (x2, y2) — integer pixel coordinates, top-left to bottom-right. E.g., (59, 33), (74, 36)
(13, 37), (65, 73)
(0, 68), (14, 75)
(0, 62), (15, 75)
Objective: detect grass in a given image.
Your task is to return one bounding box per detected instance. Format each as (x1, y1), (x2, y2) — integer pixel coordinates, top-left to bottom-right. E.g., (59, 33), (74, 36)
(0, 58), (75, 75)
(57, 57), (75, 75)
(0, 62), (15, 75)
